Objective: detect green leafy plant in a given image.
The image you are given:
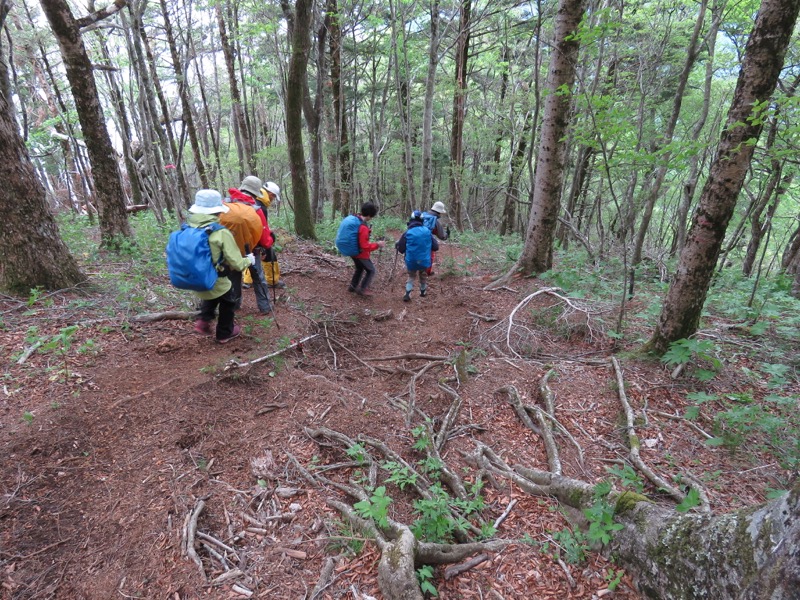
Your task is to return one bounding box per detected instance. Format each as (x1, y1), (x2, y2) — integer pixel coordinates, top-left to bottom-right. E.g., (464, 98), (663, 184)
(606, 464), (644, 493)
(22, 411), (35, 424)
(604, 568), (625, 590)
(661, 338), (721, 381)
(416, 565), (438, 597)
(354, 486), (392, 529)
(675, 488), (701, 513)
(583, 482), (624, 545)
(345, 442), (368, 465)
(383, 461), (418, 490)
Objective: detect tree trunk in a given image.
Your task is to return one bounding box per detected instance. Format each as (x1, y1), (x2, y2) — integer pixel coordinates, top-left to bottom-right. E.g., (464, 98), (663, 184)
(512, 0), (587, 276)
(285, 0), (316, 239)
(421, 0), (440, 209)
(448, 0), (471, 230)
(328, 0), (351, 217)
(0, 35), (86, 293)
(216, 1), (254, 179)
(646, 0), (800, 354)
(611, 479), (800, 599)
(390, 0), (416, 213)
(302, 11), (327, 221)
(40, 0), (132, 248)
(631, 0), (708, 265)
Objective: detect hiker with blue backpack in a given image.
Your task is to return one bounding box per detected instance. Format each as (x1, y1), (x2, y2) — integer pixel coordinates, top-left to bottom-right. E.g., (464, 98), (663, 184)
(168, 190), (256, 344)
(421, 201), (450, 275)
(395, 210), (439, 302)
(335, 202), (386, 297)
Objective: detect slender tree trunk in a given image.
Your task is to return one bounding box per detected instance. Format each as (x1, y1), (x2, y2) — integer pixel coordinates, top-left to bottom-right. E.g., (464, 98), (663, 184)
(217, 1), (254, 179)
(448, 0), (471, 229)
(302, 10), (327, 221)
(509, 0), (587, 277)
(646, 0), (800, 354)
(328, 0), (351, 217)
(390, 0), (416, 212)
(675, 1), (723, 256)
(631, 0), (708, 265)
(421, 0), (440, 209)
(285, 0), (316, 239)
(40, 0), (132, 248)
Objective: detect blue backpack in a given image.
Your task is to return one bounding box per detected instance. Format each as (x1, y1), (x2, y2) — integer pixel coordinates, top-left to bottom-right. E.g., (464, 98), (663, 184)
(404, 225), (432, 271)
(166, 222), (224, 291)
(422, 211), (438, 233)
(335, 215), (362, 257)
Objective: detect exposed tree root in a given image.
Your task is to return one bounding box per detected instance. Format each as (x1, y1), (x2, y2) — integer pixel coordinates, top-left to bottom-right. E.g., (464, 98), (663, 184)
(610, 357), (708, 509)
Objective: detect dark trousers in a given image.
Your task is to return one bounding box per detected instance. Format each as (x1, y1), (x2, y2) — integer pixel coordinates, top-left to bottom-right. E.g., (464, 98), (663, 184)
(229, 258), (272, 313)
(198, 286), (237, 340)
(350, 257), (376, 291)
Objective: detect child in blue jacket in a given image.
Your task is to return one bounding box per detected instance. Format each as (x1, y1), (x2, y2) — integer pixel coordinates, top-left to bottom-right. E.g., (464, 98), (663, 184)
(395, 211), (439, 302)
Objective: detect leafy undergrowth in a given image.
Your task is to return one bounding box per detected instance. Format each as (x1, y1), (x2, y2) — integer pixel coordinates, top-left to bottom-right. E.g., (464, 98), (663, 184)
(0, 213), (797, 599)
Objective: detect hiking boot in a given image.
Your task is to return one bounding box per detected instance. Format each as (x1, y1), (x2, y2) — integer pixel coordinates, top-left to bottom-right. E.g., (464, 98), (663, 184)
(420, 288), (427, 297)
(347, 285), (356, 293)
(242, 283), (252, 289)
(217, 324), (242, 344)
(403, 291), (411, 302)
(270, 281), (286, 289)
(357, 288), (374, 297)
(194, 319), (212, 335)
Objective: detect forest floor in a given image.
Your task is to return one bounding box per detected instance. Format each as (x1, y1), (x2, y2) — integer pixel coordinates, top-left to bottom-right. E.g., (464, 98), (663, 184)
(0, 229), (797, 600)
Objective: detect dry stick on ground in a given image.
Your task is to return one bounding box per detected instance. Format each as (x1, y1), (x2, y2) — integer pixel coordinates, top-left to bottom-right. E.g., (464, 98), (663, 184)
(224, 334), (319, 370)
(183, 498), (207, 580)
(310, 556), (339, 600)
(322, 322), (338, 369)
(130, 310), (198, 322)
(405, 360), (446, 426)
(531, 369), (586, 471)
(498, 385), (560, 475)
(609, 357), (707, 509)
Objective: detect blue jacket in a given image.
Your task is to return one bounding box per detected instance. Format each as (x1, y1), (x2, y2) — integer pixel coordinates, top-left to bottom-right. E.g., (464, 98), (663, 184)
(395, 220), (439, 270)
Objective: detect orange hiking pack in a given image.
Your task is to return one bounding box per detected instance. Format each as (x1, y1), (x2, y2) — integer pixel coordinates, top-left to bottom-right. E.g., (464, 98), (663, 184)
(219, 201), (262, 255)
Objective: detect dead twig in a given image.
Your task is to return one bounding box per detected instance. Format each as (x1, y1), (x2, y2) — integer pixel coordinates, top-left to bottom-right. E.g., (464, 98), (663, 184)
(225, 334), (318, 370)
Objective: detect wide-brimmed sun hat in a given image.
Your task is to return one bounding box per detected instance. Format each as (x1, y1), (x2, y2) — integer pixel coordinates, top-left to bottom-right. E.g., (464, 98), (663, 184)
(189, 189), (229, 214)
(431, 201), (447, 214)
(240, 175), (263, 196)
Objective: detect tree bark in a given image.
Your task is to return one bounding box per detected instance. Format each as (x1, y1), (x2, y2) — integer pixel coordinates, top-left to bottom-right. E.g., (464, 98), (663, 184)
(611, 479), (800, 599)
(285, 0), (316, 239)
(328, 0), (351, 217)
(0, 34), (86, 293)
(448, 0), (471, 229)
(646, 0), (800, 354)
(40, 0), (132, 248)
(511, 0), (587, 276)
(217, 0), (254, 178)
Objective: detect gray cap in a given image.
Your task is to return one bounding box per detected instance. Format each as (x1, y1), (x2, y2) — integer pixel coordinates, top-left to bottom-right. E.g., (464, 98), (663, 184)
(240, 175), (263, 196)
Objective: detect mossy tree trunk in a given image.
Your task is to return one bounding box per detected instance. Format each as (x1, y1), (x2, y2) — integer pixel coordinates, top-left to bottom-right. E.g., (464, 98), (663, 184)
(611, 479), (800, 599)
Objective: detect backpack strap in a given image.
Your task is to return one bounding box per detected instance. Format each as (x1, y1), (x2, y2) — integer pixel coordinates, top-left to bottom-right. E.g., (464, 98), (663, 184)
(203, 222), (226, 270)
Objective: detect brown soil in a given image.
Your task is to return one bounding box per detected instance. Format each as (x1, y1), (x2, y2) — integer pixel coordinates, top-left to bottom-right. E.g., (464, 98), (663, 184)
(0, 234), (794, 599)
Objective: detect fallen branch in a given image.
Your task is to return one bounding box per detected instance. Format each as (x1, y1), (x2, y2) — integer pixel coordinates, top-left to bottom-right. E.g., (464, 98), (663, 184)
(130, 310), (197, 322)
(183, 499), (207, 580)
(225, 334), (318, 370)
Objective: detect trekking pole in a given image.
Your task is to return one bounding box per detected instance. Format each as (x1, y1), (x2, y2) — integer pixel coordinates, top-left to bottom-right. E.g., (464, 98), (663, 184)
(388, 249), (399, 284)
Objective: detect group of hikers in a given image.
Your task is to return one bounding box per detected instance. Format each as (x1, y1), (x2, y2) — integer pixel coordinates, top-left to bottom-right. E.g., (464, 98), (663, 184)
(168, 180), (449, 344)
(336, 201), (449, 301)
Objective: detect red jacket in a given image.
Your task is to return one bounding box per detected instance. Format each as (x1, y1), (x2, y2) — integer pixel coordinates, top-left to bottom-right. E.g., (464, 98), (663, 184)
(355, 220), (379, 259)
(227, 188), (273, 249)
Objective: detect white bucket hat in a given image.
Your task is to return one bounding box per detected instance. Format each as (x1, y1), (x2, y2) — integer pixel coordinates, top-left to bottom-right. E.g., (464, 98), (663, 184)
(431, 201), (447, 214)
(189, 189), (229, 214)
